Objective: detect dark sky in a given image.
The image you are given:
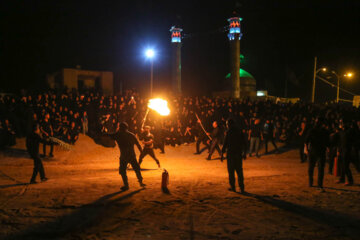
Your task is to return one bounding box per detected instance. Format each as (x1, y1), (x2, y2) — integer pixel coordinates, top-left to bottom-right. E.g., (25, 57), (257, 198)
(1, 0), (360, 101)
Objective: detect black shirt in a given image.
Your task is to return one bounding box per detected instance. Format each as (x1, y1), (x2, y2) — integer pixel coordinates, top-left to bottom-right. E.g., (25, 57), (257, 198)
(305, 126), (329, 152)
(222, 126), (247, 155)
(109, 130), (142, 159)
(26, 132), (43, 156)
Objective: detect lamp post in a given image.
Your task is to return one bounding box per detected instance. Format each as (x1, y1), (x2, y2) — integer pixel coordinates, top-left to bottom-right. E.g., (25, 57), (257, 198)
(311, 57), (327, 103)
(145, 49), (155, 97)
(331, 71), (353, 103)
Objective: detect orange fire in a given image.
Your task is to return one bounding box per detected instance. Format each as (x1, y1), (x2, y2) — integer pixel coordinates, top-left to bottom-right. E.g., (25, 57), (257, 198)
(148, 98), (170, 116)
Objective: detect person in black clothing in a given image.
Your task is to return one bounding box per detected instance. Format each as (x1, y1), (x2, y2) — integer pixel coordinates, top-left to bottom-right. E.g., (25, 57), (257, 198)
(2, 119), (16, 148)
(262, 119), (279, 154)
(194, 119), (210, 154)
(207, 121), (222, 160)
(40, 113), (54, 157)
(107, 122), (145, 191)
(304, 117), (329, 189)
(221, 119), (247, 193)
(327, 125), (338, 174)
(297, 118), (309, 163)
(336, 122), (354, 185)
(248, 118), (263, 158)
(26, 124), (48, 184)
(153, 124), (166, 154)
(139, 126), (161, 168)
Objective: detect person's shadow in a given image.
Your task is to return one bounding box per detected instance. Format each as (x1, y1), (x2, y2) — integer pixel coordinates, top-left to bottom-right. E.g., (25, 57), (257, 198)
(239, 192), (360, 238)
(2, 188), (145, 240)
(0, 147), (30, 158)
(0, 183), (28, 189)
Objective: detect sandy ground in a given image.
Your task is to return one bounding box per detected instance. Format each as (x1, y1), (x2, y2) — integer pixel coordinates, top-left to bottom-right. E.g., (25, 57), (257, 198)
(0, 135), (360, 240)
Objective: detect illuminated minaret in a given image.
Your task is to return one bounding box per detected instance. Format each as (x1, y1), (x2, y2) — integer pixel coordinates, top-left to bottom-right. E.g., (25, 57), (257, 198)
(227, 17), (243, 98)
(170, 26), (183, 95)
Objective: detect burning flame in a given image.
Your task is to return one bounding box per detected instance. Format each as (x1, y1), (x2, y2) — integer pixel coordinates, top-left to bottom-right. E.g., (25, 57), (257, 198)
(148, 98), (170, 116)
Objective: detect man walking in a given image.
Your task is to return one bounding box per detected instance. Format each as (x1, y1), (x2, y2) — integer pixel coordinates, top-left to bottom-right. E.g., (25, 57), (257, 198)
(108, 122), (146, 191)
(207, 121), (222, 160)
(40, 113), (54, 157)
(263, 118), (279, 154)
(27, 124), (48, 184)
(221, 119), (247, 193)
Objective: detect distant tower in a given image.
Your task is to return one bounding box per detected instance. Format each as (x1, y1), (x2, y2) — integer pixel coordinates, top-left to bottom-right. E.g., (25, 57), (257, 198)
(170, 26), (183, 95)
(227, 16), (243, 98)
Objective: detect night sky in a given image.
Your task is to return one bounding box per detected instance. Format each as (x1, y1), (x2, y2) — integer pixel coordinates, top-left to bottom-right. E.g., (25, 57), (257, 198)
(1, 0), (360, 101)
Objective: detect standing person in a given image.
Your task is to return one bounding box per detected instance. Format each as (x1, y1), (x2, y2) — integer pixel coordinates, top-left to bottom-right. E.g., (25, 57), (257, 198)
(107, 122), (145, 191)
(194, 118), (210, 155)
(327, 125), (338, 175)
(138, 126), (161, 168)
(221, 119), (247, 193)
(336, 122), (354, 186)
(304, 117), (329, 189)
(82, 111), (88, 135)
(248, 118), (263, 158)
(297, 118), (309, 163)
(27, 124), (48, 184)
(40, 113), (54, 158)
(262, 118), (279, 154)
(207, 121), (222, 160)
(153, 123), (166, 154)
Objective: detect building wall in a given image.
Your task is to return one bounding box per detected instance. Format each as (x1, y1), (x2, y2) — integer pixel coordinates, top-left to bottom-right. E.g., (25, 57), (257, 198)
(63, 69), (78, 89)
(100, 71), (114, 95)
(48, 68), (114, 94)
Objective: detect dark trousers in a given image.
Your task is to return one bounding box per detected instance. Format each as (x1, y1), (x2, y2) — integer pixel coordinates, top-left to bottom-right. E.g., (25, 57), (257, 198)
(227, 153), (244, 192)
(139, 148), (160, 166)
(264, 134), (278, 153)
(208, 139), (221, 159)
(308, 150), (326, 187)
(339, 150), (353, 184)
(119, 156), (142, 187)
(30, 153), (45, 181)
(196, 136), (209, 153)
(43, 142), (53, 156)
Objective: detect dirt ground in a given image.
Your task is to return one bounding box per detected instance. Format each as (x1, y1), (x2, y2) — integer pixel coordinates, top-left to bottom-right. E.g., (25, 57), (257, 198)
(1, 135), (360, 240)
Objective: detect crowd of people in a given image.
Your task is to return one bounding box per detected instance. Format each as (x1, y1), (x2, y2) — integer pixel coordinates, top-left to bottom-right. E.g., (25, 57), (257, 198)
(1, 90), (360, 188)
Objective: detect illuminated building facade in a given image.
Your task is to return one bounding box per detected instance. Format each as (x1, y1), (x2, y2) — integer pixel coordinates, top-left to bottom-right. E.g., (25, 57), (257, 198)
(170, 26), (182, 95)
(47, 67), (113, 94)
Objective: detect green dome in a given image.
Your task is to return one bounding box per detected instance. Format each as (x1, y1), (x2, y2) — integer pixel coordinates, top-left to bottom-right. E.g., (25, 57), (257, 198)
(225, 68), (255, 79)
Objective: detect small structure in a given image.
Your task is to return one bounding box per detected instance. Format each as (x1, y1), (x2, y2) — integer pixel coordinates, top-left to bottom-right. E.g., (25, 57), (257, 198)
(47, 67), (113, 94)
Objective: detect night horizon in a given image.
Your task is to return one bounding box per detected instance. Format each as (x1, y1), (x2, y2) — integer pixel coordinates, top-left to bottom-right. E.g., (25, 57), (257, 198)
(1, 0), (360, 101)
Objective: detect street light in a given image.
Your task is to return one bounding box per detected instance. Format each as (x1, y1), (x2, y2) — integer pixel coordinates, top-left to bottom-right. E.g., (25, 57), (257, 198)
(311, 57), (327, 103)
(145, 49), (155, 96)
(331, 71), (353, 103)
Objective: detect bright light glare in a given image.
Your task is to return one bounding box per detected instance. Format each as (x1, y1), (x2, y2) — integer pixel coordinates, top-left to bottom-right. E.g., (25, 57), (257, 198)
(345, 73), (353, 77)
(148, 98), (170, 116)
(322, 68), (327, 71)
(145, 49), (155, 59)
